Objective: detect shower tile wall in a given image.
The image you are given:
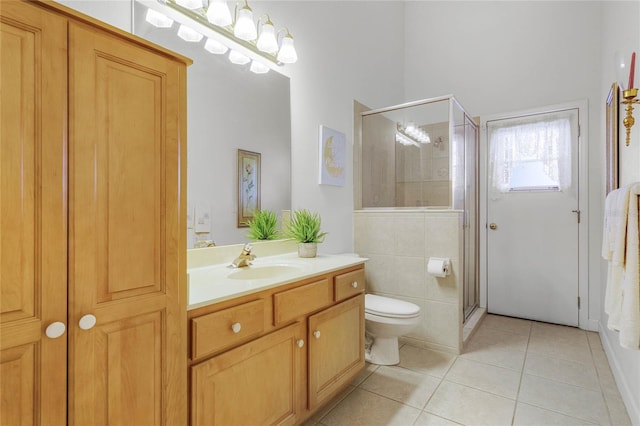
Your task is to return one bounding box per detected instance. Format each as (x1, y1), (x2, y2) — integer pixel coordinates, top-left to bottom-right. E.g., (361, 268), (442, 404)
(354, 210), (464, 353)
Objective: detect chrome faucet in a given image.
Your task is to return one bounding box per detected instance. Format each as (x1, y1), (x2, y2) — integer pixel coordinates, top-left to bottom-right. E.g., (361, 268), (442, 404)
(231, 243), (256, 268)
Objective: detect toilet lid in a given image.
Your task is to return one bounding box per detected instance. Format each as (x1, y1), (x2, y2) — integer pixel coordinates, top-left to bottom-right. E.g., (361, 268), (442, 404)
(365, 294), (420, 318)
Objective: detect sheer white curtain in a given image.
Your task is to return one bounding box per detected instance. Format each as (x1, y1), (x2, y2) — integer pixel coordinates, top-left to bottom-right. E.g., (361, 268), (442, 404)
(488, 111), (573, 194)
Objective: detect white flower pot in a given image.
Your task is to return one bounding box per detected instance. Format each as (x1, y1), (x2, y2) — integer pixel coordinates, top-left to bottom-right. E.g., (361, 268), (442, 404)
(298, 242), (317, 258)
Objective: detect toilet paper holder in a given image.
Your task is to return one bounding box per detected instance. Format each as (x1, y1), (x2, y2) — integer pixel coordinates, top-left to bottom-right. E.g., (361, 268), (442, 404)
(427, 257), (450, 277)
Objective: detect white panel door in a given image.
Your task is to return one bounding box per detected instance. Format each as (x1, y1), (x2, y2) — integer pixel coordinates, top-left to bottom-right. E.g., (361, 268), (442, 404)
(486, 109), (580, 326)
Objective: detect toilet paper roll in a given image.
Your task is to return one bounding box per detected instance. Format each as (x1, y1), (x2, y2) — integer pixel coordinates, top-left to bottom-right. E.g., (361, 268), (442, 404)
(427, 257), (450, 278)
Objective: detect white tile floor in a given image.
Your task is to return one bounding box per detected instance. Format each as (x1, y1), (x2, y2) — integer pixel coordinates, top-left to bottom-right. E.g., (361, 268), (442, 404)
(304, 314), (632, 426)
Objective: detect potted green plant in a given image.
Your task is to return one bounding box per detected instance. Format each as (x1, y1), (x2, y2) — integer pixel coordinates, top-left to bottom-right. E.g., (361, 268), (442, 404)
(246, 210), (280, 241)
(285, 209), (328, 258)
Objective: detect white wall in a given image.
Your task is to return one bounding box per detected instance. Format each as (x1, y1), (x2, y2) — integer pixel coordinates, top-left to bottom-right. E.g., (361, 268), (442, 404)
(403, 0), (603, 324)
(599, 2), (640, 424)
(265, 1), (406, 254)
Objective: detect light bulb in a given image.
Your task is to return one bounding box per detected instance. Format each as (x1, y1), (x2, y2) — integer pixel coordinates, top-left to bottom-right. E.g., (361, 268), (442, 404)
(228, 50), (250, 65)
(204, 38), (228, 54)
(250, 61), (270, 74)
(277, 33), (297, 64)
(206, 0), (232, 27)
(177, 25), (203, 42)
(234, 7), (257, 41)
(176, 0), (202, 10)
(145, 9), (173, 28)
(256, 22), (278, 54)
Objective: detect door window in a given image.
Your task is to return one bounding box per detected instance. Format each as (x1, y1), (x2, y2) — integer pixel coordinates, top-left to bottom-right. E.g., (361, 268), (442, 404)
(488, 112), (574, 193)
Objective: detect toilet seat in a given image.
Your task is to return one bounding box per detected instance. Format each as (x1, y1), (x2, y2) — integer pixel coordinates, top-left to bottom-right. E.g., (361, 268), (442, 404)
(365, 294), (420, 319)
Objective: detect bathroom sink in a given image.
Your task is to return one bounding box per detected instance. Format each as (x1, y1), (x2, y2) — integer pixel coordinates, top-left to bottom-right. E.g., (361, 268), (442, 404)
(227, 264), (302, 280)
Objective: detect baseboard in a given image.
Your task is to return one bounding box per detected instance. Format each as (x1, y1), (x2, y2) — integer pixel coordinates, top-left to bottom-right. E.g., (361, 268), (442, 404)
(598, 322), (640, 425)
(582, 318), (599, 332)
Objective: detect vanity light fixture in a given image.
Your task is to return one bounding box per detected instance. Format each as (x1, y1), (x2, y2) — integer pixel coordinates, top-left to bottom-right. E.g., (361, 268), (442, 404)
(616, 51), (639, 146)
(175, 0), (202, 10)
(249, 60), (270, 74)
(276, 28), (297, 64)
(204, 37), (228, 54)
(206, 0), (232, 26)
(140, 0), (297, 76)
(229, 49), (250, 65)
(177, 24), (203, 42)
(397, 122), (430, 145)
(233, 0), (257, 41)
(395, 133), (420, 147)
(256, 15), (278, 54)
(145, 8), (174, 27)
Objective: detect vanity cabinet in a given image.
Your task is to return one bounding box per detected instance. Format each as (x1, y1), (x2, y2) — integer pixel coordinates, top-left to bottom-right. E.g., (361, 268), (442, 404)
(0, 1), (190, 424)
(188, 265), (366, 425)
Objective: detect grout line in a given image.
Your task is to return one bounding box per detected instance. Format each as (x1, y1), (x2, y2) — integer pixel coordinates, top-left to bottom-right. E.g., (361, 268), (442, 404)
(510, 321), (532, 425)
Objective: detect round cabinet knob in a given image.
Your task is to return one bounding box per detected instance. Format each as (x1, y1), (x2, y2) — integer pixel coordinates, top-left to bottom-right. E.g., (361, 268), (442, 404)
(231, 323), (242, 334)
(45, 321), (66, 339)
(351, 281), (358, 288)
(78, 314), (97, 330)
(296, 339), (304, 348)
(313, 330), (321, 339)
(489, 223), (498, 230)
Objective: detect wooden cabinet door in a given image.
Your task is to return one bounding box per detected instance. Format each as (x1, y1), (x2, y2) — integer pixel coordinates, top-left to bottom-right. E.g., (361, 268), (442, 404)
(191, 322), (306, 426)
(68, 22), (187, 426)
(308, 295), (365, 409)
(0, 2), (68, 425)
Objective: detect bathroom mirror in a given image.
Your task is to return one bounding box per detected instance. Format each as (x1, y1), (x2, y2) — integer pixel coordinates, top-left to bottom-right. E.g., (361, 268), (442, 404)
(133, 1), (291, 247)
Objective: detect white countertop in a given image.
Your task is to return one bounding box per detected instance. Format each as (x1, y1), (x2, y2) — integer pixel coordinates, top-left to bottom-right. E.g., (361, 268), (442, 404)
(187, 252), (367, 310)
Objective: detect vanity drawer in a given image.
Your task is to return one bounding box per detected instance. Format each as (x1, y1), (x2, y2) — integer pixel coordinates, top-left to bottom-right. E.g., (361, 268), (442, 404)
(191, 299), (265, 359)
(273, 278), (332, 325)
(334, 268), (365, 301)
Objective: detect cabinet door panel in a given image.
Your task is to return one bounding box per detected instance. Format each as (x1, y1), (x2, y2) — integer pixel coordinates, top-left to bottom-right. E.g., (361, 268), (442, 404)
(0, 2), (67, 424)
(69, 22), (187, 426)
(191, 323), (305, 426)
(308, 295), (365, 409)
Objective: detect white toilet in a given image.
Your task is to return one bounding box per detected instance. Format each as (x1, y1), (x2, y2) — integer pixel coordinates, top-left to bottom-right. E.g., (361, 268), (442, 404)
(364, 294), (421, 365)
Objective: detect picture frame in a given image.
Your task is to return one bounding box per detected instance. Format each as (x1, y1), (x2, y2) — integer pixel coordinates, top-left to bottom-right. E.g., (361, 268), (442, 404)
(237, 149), (261, 227)
(605, 82), (619, 195)
(319, 125), (346, 186)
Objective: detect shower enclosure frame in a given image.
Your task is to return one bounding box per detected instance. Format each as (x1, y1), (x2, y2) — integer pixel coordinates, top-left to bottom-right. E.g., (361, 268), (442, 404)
(355, 95), (480, 323)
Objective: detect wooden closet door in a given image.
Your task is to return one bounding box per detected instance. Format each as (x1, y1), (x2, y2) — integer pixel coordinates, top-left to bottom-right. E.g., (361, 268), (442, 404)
(0, 2), (68, 425)
(68, 22), (187, 426)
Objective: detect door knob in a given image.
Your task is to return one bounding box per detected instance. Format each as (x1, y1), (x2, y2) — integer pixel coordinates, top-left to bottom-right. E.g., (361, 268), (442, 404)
(45, 321), (66, 339)
(78, 314), (97, 330)
(231, 322), (242, 334)
(351, 281), (358, 288)
(489, 223), (497, 230)
(296, 339), (304, 348)
(313, 330), (321, 339)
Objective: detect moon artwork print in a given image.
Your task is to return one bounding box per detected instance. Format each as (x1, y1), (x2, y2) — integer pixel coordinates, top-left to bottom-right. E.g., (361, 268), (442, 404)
(319, 125), (346, 186)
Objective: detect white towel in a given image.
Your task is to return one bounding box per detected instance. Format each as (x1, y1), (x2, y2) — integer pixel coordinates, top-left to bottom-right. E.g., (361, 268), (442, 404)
(620, 184), (640, 349)
(602, 182), (640, 349)
(603, 186), (631, 330)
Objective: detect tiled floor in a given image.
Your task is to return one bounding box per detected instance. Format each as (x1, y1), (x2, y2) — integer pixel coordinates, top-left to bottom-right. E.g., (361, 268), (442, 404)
(303, 314), (632, 426)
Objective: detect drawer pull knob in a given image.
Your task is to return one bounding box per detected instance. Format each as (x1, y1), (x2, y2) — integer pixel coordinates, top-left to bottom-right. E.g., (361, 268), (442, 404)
(351, 281), (358, 288)
(313, 330), (321, 339)
(45, 321), (66, 339)
(231, 323), (242, 334)
(297, 339), (304, 348)
(79, 314), (97, 330)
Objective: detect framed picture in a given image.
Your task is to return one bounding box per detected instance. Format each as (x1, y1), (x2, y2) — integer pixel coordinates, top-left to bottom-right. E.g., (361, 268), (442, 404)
(319, 125), (346, 186)
(237, 149), (261, 227)
(606, 82), (619, 195)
